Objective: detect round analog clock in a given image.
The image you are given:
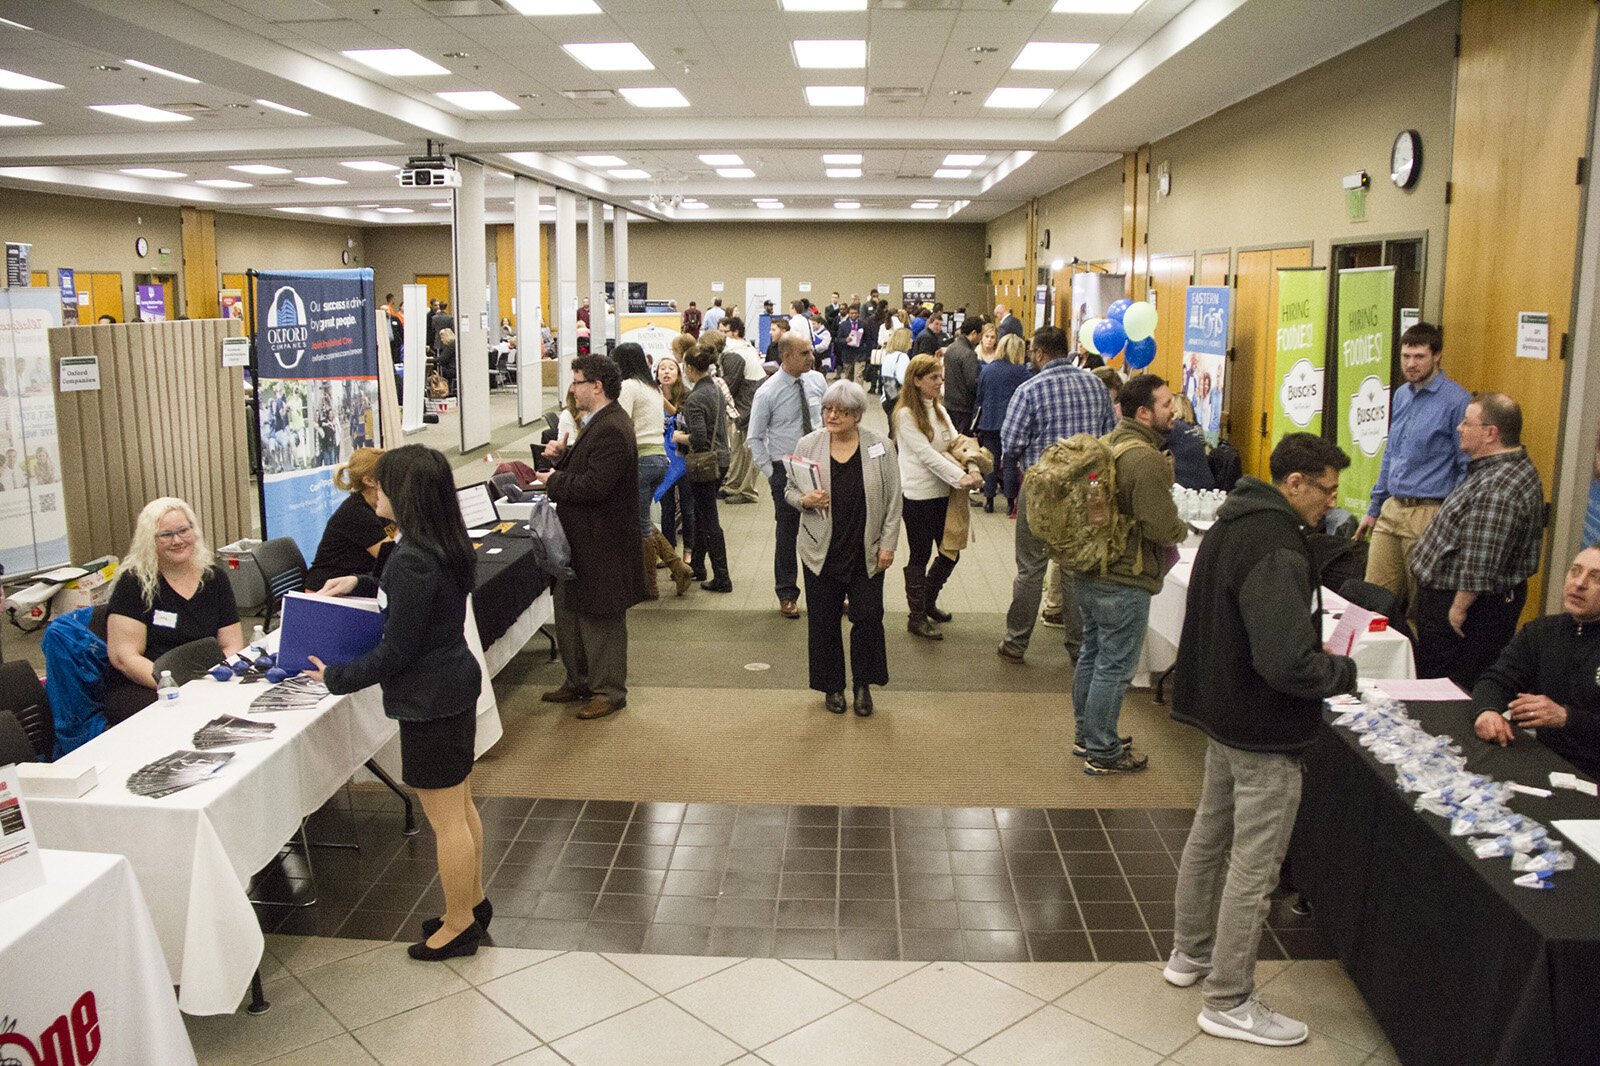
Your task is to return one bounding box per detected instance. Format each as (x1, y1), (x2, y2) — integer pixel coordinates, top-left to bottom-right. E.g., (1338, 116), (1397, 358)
(134, 236), (149, 258)
(1390, 130), (1421, 189)
(341, 249), (352, 265)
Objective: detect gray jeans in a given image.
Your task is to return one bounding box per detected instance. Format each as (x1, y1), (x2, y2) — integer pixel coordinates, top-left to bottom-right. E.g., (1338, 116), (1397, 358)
(1173, 739), (1303, 1011)
(1003, 490), (1081, 654)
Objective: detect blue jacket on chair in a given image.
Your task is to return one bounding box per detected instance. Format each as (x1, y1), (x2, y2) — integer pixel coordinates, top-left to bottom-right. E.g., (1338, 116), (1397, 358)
(43, 606), (110, 757)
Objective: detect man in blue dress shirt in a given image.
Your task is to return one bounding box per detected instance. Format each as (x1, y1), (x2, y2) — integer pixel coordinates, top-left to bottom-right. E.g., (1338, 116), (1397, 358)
(748, 332), (827, 619)
(1354, 322), (1471, 624)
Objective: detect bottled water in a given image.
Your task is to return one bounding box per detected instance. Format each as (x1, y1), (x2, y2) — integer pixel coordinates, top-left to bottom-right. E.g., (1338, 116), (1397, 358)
(157, 670), (180, 704)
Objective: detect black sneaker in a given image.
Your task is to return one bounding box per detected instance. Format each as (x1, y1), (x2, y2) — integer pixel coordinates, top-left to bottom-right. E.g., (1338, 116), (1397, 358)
(1073, 734), (1133, 759)
(1083, 748), (1149, 775)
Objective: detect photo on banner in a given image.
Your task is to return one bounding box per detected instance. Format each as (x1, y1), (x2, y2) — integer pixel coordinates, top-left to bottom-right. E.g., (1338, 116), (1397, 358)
(1334, 266), (1396, 518)
(1069, 272), (1127, 352)
(0, 288), (67, 575)
(1271, 267), (1328, 445)
(252, 269), (381, 564)
(1181, 286), (1230, 443)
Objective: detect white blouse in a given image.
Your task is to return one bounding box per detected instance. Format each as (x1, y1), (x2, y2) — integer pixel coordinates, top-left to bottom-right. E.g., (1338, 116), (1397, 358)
(895, 399), (969, 500)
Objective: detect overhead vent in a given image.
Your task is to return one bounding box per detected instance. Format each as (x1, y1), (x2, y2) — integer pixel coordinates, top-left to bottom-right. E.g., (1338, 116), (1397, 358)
(560, 88), (619, 101)
(870, 86), (926, 100)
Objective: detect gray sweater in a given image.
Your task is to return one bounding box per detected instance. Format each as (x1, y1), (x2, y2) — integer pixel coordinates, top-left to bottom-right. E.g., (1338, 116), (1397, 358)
(681, 376), (730, 467)
(784, 427), (902, 578)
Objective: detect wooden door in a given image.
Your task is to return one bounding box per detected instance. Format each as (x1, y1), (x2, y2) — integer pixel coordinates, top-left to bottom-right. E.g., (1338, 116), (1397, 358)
(417, 274), (451, 309)
(1232, 246), (1312, 479)
(83, 272), (125, 324)
(1198, 252), (1228, 287)
(1146, 253), (1192, 387)
(29, 271), (46, 288)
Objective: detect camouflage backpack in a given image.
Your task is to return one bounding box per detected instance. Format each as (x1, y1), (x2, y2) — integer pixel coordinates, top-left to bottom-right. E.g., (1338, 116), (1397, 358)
(1023, 433), (1148, 576)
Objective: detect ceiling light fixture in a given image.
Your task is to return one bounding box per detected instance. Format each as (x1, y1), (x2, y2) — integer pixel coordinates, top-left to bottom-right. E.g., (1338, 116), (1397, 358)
(680, 201), (709, 210)
(375, 206), (414, 213)
(256, 98), (309, 116)
(88, 103), (192, 122)
(756, 201), (784, 209)
(609, 168), (651, 179)
(230, 163), (292, 174)
(436, 90), (519, 110)
(834, 200), (861, 209)
(0, 112), (40, 126)
(780, 0), (867, 9)
(296, 176), (347, 185)
(983, 86), (1053, 109)
(120, 167), (187, 179)
(575, 154), (628, 167)
(805, 85), (864, 107)
(619, 86), (688, 108)
(0, 68), (62, 90)
(0, 17), (34, 30)
(825, 167), (861, 178)
(911, 200), (939, 209)
(716, 167), (755, 179)
(792, 40), (866, 69)
(822, 153), (862, 165)
(943, 153), (986, 167)
(1012, 41), (1098, 70)
(933, 168), (970, 178)
(699, 153), (743, 166)
(196, 178), (252, 188)
(340, 160), (399, 172)
(341, 48), (451, 76)
(504, 0), (603, 12)
(1052, 0), (1144, 12)
(429, 201), (450, 207)
(563, 42), (653, 71)
(124, 58), (199, 83)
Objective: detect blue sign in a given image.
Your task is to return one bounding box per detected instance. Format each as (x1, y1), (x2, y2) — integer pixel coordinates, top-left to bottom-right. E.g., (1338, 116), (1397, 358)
(57, 267), (78, 326)
(253, 269), (381, 563)
(1182, 286), (1230, 443)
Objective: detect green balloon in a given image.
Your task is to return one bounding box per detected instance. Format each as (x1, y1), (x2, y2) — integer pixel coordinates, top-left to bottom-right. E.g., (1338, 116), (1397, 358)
(1123, 301), (1158, 342)
(1079, 317), (1102, 355)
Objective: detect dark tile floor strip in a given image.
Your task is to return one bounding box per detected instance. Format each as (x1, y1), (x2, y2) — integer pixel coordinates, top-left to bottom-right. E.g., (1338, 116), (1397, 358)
(254, 790), (1331, 964)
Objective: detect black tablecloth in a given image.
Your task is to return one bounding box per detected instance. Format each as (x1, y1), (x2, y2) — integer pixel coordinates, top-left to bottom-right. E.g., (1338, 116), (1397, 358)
(1293, 699), (1600, 1066)
(470, 532), (548, 649)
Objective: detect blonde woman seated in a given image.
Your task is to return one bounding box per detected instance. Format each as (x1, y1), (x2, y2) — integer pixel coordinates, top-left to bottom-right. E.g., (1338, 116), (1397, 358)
(104, 498), (243, 723)
(786, 380), (901, 717)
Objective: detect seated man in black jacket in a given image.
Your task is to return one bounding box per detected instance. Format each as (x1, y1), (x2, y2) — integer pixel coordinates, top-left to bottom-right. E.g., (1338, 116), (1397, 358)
(1471, 543), (1600, 777)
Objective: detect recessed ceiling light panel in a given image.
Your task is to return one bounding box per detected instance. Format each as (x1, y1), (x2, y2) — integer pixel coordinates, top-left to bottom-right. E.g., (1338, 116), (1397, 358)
(256, 98), (309, 116)
(296, 176), (347, 185)
(120, 167), (187, 179)
(943, 153), (986, 167)
(89, 103), (193, 122)
(933, 168), (970, 178)
(805, 85), (864, 107)
(911, 200), (940, 209)
(436, 90), (519, 110)
(563, 42), (653, 71)
(230, 163), (292, 175)
(699, 153), (743, 166)
(341, 48), (451, 76)
(0, 112), (40, 126)
(619, 86), (688, 108)
(781, 0), (867, 9)
(716, 168), (756, 179)
(834, 200), (861, 209)
(1012, 41), (1098, 70)
(504, 0), (603, 11)
(756, 201), (784, 209)
(792, 39), (866, 69)
(124, 58), (199, 83)
(0, 67), (62, 90)
(341, 160), (399, 172)
(375, 206), (413, 213)
(575, 154), (628, 167)
(822, 153), (862, 165)
(1052, 0), (1143, 12)
(609, 168), (651, 179)
(196, 178), (252, 188)
(984, 87), (1053, 109)
(680, 201), (710, 210)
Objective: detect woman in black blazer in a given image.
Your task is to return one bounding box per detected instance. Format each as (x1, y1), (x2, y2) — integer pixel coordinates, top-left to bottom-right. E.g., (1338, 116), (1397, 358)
(307, 445), (488, 961)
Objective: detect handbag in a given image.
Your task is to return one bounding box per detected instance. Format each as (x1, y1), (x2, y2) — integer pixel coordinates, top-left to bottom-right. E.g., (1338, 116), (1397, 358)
(686, 449), (721, 483)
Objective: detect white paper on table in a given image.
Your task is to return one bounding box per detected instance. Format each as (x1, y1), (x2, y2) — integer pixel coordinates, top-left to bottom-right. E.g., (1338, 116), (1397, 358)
(1551, 820), (1600, 866)
(0, 763), (46, 904)
(1372, 677), (1470, 701)
(1325, 603), (1378, 657)
(782, 453), (822, 496)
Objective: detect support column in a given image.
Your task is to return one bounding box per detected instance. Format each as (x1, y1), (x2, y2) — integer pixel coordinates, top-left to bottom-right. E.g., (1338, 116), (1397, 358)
(453, 157), (491, 453)
(587, 199), (607, 354)
(513, 176), (545, 426)
(555, 188), (579, 400)
(612, 208), (629, 348)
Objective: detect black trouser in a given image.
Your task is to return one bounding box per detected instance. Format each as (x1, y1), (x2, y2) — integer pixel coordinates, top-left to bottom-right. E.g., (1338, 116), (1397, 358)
(1414, 583), (1526, 692)
(803, 566), (888, 693)
(103, 673), (157, 725)
(769, 464), (802, 603)
(689, 475), (729, 582)
(902, 496), (949, 574)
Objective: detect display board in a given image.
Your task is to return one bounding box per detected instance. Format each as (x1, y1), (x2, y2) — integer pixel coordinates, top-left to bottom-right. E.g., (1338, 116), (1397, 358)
(0, 288), (67, 575)
(1069, 273), (1127, 353)
(56, 269), (78, 327)
(251, 269), (381, 564)
(1334, 266), (1397, 518)
(1271, 267), (1328, 444)
(1182, 286), (1231, 443)
(903, 276), (936, 305)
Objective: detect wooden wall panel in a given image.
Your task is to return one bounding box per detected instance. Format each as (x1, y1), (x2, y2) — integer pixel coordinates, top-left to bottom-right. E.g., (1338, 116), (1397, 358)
(1232, 246), (1313, 479)
(1133, 147), (1152, 300)
(182, 207), (219, 319)
(1146, 253), (1193, 387)
(1120, 154), (1137, 287)
(1198, 252), (1228, 286)
(495, 224), (517, 329)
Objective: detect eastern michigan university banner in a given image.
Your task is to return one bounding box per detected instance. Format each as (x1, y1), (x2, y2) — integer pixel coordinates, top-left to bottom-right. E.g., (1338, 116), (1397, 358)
(253, 269), (381, 563)
(1181, 286), (1230, 444)
(1334, 266), (1396, 518)
(1272, 268), (1327, 444)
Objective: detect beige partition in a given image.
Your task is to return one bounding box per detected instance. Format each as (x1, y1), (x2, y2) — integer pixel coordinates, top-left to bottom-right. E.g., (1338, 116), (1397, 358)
(50, 319), (251, 561)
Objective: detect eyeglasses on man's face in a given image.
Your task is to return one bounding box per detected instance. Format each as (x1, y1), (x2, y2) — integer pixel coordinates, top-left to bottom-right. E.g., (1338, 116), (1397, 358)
(155, 524), (195, 543)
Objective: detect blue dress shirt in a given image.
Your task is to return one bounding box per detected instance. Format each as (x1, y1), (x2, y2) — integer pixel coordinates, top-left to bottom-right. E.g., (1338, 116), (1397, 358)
(1367, 370), (1472, 516)
(747, 367), (826, 471)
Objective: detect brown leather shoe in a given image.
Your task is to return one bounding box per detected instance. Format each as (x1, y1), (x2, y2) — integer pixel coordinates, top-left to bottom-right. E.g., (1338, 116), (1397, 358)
(541, 684), (591, 703)
(779, 600), (801, 619)
(575, 696), (626, 720)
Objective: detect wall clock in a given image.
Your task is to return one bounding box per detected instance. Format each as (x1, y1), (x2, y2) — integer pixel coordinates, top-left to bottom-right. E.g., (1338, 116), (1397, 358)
(1390, 130), (1421, 189)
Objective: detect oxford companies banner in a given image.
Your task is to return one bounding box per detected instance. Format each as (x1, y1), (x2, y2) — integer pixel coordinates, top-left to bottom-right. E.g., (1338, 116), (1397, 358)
(1335, 266), (1396, 518)
(253, 269), (380, 564)
(1181, 286), (1230, 443)
(1272, 268), (1328, 445)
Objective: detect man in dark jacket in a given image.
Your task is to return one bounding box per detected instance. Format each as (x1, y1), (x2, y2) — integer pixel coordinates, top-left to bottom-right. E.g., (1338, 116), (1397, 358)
(941, 317), (983, 436)
(834, 303), (870, 384)
(1163, 432), (1357, 1049)
(533, 354), (646, 720)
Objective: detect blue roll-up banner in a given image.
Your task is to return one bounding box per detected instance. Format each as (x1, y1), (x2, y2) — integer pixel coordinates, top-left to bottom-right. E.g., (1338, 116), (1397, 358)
(253, 269), (380, 564)
(1181, 286), (1230, 444)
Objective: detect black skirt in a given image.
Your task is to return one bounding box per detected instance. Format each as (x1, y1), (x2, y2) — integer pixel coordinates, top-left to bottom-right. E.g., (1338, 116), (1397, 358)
(398, 709), (477, 789)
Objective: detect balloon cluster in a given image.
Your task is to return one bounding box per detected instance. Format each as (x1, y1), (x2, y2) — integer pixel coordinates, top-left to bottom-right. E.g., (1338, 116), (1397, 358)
(208, 652), (300, 684)
(1079, 299), (1159, 370)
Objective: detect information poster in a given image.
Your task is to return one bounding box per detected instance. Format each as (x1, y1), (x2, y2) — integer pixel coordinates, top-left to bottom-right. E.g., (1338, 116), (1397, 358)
(218, 288), (244, 320)
(1271, 267), (1328, 444)
(57, 268), (78, 327)
(1334, 267), (1396, 517)
(252, 269), (381, 564)
(135, 285), (166, 323)
(903, 276), (936, 306)
(4, 242), (29, 288)
(0, 288), (67, 575)
(1182, 286), (1230, 443)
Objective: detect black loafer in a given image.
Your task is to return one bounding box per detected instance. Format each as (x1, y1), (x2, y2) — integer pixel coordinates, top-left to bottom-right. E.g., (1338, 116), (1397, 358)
(422, 897), (492, 939)
(825, 691), (847, 714)
(408, 920), (483, 961)
(853, 685), (874, 717)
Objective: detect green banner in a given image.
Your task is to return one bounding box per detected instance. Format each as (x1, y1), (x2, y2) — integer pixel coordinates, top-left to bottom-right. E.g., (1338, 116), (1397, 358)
(1334, 267), (1396, 517)
(1272, 268), (1328, 445)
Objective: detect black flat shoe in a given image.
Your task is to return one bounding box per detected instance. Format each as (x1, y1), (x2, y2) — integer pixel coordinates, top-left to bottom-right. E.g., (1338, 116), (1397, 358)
(408, 920), (483, 961)
(701, 578), (734, 593)
(422, 897), (492, 939)
(853, 685), (874, 717)
(984, 498), (995, 513)
(825, 691), (847, 714)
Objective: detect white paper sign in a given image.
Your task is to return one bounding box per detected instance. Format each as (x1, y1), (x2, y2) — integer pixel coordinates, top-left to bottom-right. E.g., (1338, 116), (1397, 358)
(798, 282), (811, 293)
(711, 282), (724, 293)
(1325, 603), (1378, 657)
(221, 336), (250, 367)
(0, 763), (47, 904)
(57, 356), (100, 392)
(1516, 311), (1549, 360)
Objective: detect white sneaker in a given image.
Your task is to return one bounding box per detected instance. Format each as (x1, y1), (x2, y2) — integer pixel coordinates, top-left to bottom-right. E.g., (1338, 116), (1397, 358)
(1197, 998), (1309, 1047)
(1162, 949), (1211, 988)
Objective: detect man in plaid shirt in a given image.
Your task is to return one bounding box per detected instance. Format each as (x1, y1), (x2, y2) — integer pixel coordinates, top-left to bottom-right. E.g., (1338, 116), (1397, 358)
(998, 326), (1117, 663)
(1409, 393), (1544, 689)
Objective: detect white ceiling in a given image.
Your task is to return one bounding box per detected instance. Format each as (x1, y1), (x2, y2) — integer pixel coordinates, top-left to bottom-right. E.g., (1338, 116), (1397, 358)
(0, 0), (1444, 226)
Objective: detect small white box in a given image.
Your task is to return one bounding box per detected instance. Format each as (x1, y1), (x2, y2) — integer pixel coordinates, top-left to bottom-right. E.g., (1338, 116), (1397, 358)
(17, 762), (99, 798)
(495, 500), (535, 522)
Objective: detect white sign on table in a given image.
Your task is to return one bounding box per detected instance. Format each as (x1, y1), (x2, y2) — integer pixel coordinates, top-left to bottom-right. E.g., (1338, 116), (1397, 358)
(0, 763), (44, 904)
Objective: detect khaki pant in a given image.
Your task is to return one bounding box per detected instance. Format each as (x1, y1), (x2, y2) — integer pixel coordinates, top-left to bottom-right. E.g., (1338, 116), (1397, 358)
(722, 424), (761, 503)
(1364, 497), (1441, 622)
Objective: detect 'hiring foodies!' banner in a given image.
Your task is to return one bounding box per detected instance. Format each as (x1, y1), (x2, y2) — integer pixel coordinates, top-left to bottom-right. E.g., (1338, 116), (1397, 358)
(1334, 266), (1396, 518)
(1181, 286), (1230, 444)
(252, 269), (380, 564)
(1271, 267), (1328, 446)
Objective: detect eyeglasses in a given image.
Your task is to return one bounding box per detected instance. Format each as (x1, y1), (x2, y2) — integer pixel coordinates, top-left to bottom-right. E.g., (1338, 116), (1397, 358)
(155, 524), (195, 542)
(571, 376), (595, 387)
(821, 404), (858, 418)
(1308, 479), (1339, 498)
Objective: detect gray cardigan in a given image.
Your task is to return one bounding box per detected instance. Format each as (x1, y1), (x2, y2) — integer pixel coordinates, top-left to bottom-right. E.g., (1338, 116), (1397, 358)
(681, 376), (730, 467)
(784, 426), (902, 578)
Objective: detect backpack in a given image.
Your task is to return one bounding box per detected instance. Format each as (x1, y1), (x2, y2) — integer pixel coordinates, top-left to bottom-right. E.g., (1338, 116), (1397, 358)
(1023, 433), (1149, 577)
(1208, 439), (1242, 491)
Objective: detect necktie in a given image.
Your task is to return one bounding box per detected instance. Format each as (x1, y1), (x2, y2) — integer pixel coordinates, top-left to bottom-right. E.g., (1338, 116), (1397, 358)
(797, 379), (814, 434)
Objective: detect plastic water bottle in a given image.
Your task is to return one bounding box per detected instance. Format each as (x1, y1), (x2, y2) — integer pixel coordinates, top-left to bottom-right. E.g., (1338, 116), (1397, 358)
(157, 670), (180, 704)
(247, 624), (268, 657)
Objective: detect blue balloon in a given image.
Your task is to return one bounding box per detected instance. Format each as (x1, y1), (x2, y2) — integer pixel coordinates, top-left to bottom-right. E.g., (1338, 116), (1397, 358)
(1093, 318), (1128, 357)
(1105, 299), (1133, 324)
(1124, 335), (1157, 370)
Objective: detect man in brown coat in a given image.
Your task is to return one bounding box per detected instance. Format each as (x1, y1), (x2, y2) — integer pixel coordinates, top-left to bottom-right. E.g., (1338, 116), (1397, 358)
(533, 353), (646, 719)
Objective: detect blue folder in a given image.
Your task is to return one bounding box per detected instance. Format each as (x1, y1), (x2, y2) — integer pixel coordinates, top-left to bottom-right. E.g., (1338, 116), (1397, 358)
(275, 592), (385, 672)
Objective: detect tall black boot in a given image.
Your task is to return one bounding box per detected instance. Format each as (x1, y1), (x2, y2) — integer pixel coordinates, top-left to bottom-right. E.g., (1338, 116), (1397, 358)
(925, 554), (957, 624)
(904, 566), (942, 640)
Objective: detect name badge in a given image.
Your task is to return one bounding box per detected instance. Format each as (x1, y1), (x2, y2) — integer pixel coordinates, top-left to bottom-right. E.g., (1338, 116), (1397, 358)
(377, 588), (388, 610)
(867, 442), (886, 459)
(152, 609), (178, 628)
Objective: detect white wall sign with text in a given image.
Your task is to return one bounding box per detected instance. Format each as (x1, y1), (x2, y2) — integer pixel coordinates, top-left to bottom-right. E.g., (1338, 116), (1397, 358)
(58, 356), (101, 392)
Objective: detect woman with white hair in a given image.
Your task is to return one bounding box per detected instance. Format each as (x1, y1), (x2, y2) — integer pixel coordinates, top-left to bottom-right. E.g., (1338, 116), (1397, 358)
(104, 497), (243, 723)
(787, 379), (901, 716)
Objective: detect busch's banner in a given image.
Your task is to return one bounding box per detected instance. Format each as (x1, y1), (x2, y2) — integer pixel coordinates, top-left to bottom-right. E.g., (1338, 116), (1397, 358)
(1181, 286), (1230, 444)
(253, 269), (380, 563)
(1335, 266), (1396, 518)
(1271, 268), (1327, 446)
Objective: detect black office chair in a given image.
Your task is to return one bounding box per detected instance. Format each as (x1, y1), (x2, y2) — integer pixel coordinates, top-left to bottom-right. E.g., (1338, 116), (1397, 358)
(152, 637), (225, 685)
(1339, 578), (1416, 647)
(0, 712), (34, 765)
(0, 660), (52, 761)
(490, 472), (521, 500)
(250, 537), (308, 632)
(87, 603), (109, 642)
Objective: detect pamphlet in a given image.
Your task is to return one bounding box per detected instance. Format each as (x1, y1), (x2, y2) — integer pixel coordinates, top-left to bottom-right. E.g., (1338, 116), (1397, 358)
(248, 675), (329, 713)
(1325, 603), (1378, 657)
(0, 763), (46, 904)
(1372, 677), (1469, 702)
(125, 750), (234, 799)
(192, 715), (278, 750)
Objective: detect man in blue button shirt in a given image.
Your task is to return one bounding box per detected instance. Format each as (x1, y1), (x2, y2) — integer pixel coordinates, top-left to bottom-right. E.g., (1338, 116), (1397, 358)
(1354, 322), (1470, 624)
(748, 331), (827, 619)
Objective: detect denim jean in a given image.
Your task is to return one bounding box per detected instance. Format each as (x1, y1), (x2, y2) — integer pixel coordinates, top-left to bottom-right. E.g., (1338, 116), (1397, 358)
(636, 453), (669, 537)
(1070, 576), (1151, 762)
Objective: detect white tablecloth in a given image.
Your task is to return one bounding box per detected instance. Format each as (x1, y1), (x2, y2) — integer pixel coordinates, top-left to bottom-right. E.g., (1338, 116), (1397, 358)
(0, 850), (196, 1064)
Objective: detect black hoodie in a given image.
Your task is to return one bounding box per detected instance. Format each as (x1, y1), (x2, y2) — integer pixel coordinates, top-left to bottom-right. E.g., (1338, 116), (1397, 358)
(1471, 613), (1600, 778)
(1171, 476), (1357, 752)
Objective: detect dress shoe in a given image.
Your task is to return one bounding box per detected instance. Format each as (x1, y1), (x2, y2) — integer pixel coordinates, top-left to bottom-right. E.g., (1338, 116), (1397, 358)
(984, 498), (996, 514)
(407, 920), (483, 961)
(540, 684), (591, 704)
(996, 643), (1025, 664)
(422, 897), (492, 939)
(702, 578), (734, 593)
(576, 696), (626, 720)
(778, 600), (801, 619)
(852, 685), (874, 717)
(825, 691), (847, 714)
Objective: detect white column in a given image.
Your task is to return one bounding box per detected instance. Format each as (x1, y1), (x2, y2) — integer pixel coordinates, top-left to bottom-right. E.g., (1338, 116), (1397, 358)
(555, 188), (579, 400)
(587, 198), (607, 353)
(453, 157), (491, 453)
(612, 208), (629, 348)
(401, 282), (427, 432)
(513, 176), (544, 426)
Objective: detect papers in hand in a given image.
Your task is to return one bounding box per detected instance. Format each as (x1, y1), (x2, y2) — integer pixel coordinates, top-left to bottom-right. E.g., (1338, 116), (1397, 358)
(249, 675), (329, 713)
(782, 453), (822, 497)
(1325, 603), (1378, 657)
(1371, 677), (1470, 701)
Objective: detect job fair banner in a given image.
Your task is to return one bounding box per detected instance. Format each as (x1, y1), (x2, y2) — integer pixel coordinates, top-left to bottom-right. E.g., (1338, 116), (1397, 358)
(0, 288), (68, 575)
(1272, 268), (1328, 445)
(1335, 266), (1396, 517)
(252, 269), (381, 564)
(1182, 286), (1230, 443)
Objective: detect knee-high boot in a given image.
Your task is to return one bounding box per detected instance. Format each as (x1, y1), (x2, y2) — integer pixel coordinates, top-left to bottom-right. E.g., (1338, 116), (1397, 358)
(904, 566), (943, 640)
(641, 536), (660, 600)
(925, 553), (957, 624)
(651, 529), (695, 596)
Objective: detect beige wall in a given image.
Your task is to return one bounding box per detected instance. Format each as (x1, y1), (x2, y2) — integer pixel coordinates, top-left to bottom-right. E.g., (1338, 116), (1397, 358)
(984, 206), (1029, 272)
(361, 223), (454, 302)
(1035, 160), (1124, 266)
(214, 212), (365, 278)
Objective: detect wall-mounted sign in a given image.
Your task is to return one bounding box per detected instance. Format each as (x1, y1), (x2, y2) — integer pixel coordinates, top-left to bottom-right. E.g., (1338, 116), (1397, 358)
(221, 336), (250, 367)
(59, 356), (101, 392)
(903, 276), (935, 304)
(1516, 311), (1549, 360)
